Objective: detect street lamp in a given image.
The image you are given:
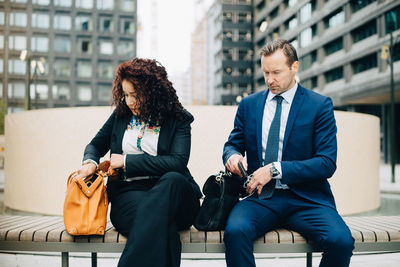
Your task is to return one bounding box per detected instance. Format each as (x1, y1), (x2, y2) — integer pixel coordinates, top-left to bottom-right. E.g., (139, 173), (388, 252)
(19, 50), (46, 110)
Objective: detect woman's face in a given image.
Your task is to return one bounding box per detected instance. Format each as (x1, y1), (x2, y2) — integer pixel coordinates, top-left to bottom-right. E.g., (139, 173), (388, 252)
(122, 80), (140, 115)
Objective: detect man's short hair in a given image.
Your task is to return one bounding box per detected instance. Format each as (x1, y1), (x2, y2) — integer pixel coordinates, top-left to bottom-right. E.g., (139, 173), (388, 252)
(260, 39), (298, 67)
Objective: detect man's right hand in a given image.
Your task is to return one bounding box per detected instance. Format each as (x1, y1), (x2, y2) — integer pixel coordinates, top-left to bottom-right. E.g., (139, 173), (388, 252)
(73, 162), (96, 181)
(225, 154), (247, 177)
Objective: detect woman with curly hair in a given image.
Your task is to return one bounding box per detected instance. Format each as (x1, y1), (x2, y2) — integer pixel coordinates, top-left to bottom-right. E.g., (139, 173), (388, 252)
(74, 58), (202, 267)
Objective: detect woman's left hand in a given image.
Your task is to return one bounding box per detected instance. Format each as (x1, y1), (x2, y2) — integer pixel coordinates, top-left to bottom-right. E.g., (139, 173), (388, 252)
(110, 153), (124, 169)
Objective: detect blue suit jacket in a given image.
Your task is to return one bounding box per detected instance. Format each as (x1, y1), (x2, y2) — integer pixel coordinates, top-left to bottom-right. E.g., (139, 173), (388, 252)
(223, 85), (338, 209)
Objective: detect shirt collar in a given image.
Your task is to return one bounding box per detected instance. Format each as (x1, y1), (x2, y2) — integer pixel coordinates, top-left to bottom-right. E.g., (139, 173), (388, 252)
(267, 82), (298, 105)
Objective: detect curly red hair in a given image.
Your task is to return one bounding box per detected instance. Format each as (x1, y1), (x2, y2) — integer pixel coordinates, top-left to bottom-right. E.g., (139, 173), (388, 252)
(112, 58), (186, 125)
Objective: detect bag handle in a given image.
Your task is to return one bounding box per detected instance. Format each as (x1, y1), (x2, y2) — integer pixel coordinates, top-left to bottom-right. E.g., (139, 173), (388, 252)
(74, 172), (105, 198)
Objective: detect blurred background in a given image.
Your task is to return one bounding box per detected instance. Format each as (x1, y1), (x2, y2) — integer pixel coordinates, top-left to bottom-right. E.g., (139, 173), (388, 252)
(0, 0), (399, 186)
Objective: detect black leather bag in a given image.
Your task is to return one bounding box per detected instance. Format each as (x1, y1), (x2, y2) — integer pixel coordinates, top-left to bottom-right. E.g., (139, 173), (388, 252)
(194, 170), (245, 231)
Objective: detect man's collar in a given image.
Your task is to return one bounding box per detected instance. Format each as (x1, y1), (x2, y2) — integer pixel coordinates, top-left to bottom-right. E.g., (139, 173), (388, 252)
(267, 83), (298, 104)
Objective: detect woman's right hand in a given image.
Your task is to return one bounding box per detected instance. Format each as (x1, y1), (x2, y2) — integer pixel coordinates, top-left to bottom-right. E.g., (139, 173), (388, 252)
(73, 163), (97, 181)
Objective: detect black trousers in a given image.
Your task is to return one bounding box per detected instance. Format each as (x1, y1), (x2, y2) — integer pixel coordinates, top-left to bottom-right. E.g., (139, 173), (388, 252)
(110, 172), (200, 267)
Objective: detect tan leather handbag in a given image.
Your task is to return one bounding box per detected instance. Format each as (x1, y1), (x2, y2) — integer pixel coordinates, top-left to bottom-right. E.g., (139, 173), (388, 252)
(63, 161), (117, 236)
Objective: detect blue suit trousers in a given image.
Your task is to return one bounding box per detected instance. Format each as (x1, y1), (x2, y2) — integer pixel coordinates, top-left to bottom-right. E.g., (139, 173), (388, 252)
(224, 190), (354, 267)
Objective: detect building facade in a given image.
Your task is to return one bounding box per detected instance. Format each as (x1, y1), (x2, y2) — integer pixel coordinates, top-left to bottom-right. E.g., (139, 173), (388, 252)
(1, 0), (137, 113)
(253, 0), (400, 162)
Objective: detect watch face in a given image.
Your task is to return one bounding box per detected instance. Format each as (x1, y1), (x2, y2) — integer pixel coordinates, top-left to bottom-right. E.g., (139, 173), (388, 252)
(270, 165), (279, 177)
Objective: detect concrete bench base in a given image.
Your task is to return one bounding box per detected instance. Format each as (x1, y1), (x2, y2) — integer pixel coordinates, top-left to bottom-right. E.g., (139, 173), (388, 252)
(1, 215), (400, 267)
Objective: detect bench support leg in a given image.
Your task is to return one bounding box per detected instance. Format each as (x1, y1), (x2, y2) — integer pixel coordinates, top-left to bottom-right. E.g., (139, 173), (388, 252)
(306, 252), (312, 267)
(61, 252), (69, 267)
(91, 252), (97, 267)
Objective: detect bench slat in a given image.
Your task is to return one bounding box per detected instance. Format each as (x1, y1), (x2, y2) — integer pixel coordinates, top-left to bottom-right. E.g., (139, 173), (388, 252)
(1, 216), (56, 241)
(276, 228), (293, 243)
(33, 221), (65, 242)
(19, 217), (62, 241)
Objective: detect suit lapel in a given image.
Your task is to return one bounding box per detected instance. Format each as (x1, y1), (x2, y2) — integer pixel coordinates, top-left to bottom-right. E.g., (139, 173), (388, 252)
(256, 90), (268, 165)
(282, 85), (305, 154)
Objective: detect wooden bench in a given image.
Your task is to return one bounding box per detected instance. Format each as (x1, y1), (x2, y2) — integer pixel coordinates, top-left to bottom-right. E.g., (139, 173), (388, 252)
(0, 215), (400, 267)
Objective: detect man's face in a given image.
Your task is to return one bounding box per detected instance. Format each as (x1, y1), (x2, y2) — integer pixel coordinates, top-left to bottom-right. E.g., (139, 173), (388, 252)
(261, 49), (299, 95)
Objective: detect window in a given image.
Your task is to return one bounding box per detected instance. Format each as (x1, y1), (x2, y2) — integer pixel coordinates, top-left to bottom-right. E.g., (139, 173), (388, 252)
(54, 15), (71, 30)
(8, 83), (25, 98)
(0, 11), (4, 25)
(300, 1), (314, 24)
(223, 12), (233, 23)
(269, 7), (279, 21)
(393, 43), (400, 62)
(76, 0), (93, 9)
(0, 35), (3, 49)
(75, 16), (92, 31)
(77, 61), (92, 78)
(287, 16), (298, 30)
(9, 35), (26, 50)
(11, 0), (27, 3)
(31, 36), (49, 52)
(286, 0), (298, 7)
(325, 67), (343, 83)
(97, 0), (113, 10)
(54, 0), (71, 7)
(77, 85), (92, 101)
(351, 0), (376, 13)
(78, 39), (92, 54)
(119, 0), (135, 12)
(100, 17), (113, 32)
(385, 5), (400, 34)
(0, 58), (3, 73)
(120, 19), (135, 34)
(54, 37), (71, 53)
(301, 76), (317, 90)
(300, 25), (316, 48)
(325, 9), (345, 29)
(52, 84), (70, 100)
(54, 60), (70, 77)
(32, 0), (50, 5)
(32, 13), (50, 29)
(291, 39), (299, 50)
(97, 62), (114, 79)
(99, 40), (113, 55)
(351, 19), (376, 43)
(351, 53), (377, 74)
(300, 51), (317, 71)
(324, 37), (343, 56)
(30, 84), (48, 100)
(117, 41), (134, 57)
(97, 84), (112, 102)
(9, 12), (27, 27)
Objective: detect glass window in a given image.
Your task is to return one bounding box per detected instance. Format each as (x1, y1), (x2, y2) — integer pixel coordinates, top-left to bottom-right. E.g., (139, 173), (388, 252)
(9, 59), (26, 75)
(300, 51), (317, 71)
(385, 5), (400, 34)
(54, 0), (71, 7)
(9, 35), (26, 50)
(287, 0), (298, 7)
(77, 85), (92, 101)
(100, 17), (113, 32)
(77, 61), (92, 78)
(76, 0), (93, 9)
(301, 76), (317, 90)
(97, 62), (114, 79)
(99, 41), (113, 55)
(75, 16), (92, 31)
(351, 19), (376, 43)
(54, 60), (71, 77)
(300, 3), (312, 24)
(117, 41), (134, 57)
(325, 67), (343, 83)
(52, 84), (70, 100)
(30, 84), (48, 100)
(54, 37), (71, 53)
(325, 9), (345, 29)
(269, 7), (279, 21)
(54, 15), (71, 30)
(30, 58), (48, 75)
(120, 19), (135, 34)
(8, 83), (25, 98)
(324, 37), (343, 56)
(351, 0), (376, 13)
(11, 0), (27, 3)
(97, 84), (112, 102)
(9, 12), (27, 27)
(300, 27), (313, 48)
(32, 0), (50, 5)
(0, 35), (3, 49)
(32, 13), (50, 29)
(288, 16), (298, 30)
(98, 0), (113, 10)
(31, 36), (49, 52)
(0, 58), (3, 73)
(78, 39), (92, 54)
(0, 12), (4, 25)
(393, 43), (400, 62)
(351, 53), (377, 74)
(291, 39), (299, 50)
(119, 0), (135, 12)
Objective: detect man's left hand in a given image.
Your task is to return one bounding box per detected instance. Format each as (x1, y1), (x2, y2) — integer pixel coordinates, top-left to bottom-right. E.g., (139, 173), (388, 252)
(246, 164), (273, 195)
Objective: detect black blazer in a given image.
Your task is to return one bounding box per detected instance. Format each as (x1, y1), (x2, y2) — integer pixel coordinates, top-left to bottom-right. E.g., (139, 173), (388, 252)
(83, 110), (202, 200)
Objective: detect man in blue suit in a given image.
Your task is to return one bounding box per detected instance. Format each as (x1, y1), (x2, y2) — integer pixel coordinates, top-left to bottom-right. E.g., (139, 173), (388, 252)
(223, 39), (354, 267)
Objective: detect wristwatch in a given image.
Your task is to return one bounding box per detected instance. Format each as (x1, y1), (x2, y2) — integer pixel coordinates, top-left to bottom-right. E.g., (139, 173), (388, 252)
(270, 162), (280, 177)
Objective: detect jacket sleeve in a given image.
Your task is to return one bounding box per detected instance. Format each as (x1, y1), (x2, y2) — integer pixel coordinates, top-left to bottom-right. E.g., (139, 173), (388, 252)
(83, 113), (115, 164)
(124, 114), (194, 177)
(281, 97), (337, 185)
(222, 100), (246, 165)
